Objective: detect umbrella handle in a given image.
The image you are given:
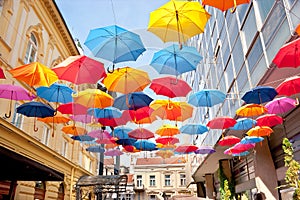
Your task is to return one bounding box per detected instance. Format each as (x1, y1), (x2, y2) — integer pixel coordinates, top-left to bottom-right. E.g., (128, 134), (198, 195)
(34, 118), (39, 132)
(204, 108), (209, 119)
(4, 110), (11, 118)
(107, 64), (115, 73)
(230, 0), (237, 13)
(170, 77), (179, 85)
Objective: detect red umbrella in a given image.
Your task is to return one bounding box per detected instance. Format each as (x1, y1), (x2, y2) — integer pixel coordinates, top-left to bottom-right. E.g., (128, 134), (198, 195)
(155, 137), (180, 145)
(276, 76), (300, 97)
(149, 76), (192, 98)
(97, 116), (128, 127)
(123, 106), (153, 122)
(96, 138), (115, 144)
(174, 145), (198, 154)
(57, 102), (88, 115)
(272, 38), (300, 68)
(0, 68), (5, 79)
(128, 128), (154, 139)
(53, 55), (106, 84)
(207, 116), (236, 129)
(218, 135), (241, 146)
(256, 114), (283, 127)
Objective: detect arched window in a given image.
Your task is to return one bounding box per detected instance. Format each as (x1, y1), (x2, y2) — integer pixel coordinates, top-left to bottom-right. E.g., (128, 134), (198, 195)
(57, 183), (64, 200)
(34, 181), (45, 200)
(24, 33), (38, 64)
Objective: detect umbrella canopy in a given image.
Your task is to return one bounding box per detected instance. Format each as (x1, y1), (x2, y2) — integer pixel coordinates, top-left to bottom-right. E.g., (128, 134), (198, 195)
(112, 127), (132, 139)
(37, 112), (70, 124)
(73, 88), (114, 108)
(123, 106), (155, 124)
(0, 68), (5, 79)
(241, 86), (278, 104)
(86, 146), (105, 153)
(180, 124), (208, 135)
(123, 145), (140, 153)
(272, 38), (300, 68)
(84, 25), (146, 65)
(36, 83), (73, 104)
(88, 129), (112, 139)
(265, 97), (296, 114)
(102, 67), (151, 94)
(256, 114), (283, 127)
(134, 140), (157, 151)
(156, 150), (174, 159)
(276, 76), (300, 96)
(128, 128), (154, 139)
(174, 145), (198, 154)
(149, 76), (192, 98)
(115, 138), (137, 146)
(155, 137), (180, 145)
(224, 143), (255, 155)
(218, 135), (241, 146)
(104, 149), (123, 157)
(232, 151), (250, 157)
(97, 114), (129, 127)
(52, 55), (106, 84)
(61, 125), (87, 136)
(113, 92), (153, 110)
(246, 126), (273, 137)
(202, 0), (250, 12)
(194, 146), (216, 154)
(188, 89), (226, 107)
(155, 124), (180, 136)
(57, 102), (88, 115)
(236, 104), (267, 117)
(150, 44), (202, 76)
(70, 114), (93, 124)
(148, 0), (210, 44)
(71, 135), (95, 142)
(9, 62), (58, 87)
(240, 136), (264, 144)
(87, 107), (122, 119)
(230, 118), (256, 130)
(207, 116), (236, 129)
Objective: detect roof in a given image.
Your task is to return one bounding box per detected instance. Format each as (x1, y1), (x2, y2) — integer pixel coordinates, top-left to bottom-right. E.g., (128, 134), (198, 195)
(136, 156), (186, 165)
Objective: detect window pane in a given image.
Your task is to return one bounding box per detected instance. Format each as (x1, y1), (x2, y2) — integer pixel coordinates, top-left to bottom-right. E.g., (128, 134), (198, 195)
(256, 0), (275, 22)
(246, 36), (263, 73)
(241, 8), (257, 49)
(232, 37), (244, 74)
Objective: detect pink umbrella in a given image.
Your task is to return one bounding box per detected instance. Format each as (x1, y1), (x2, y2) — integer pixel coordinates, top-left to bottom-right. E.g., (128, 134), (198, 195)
(175, 145), (198, 154)
(88, 129), (111, 139)
(70, 114), (93, 123)
(224, 143), (255, 155)
(265, 97), (296, 114)
(207, 116), (236, 129)
(104, 149), (123, 157)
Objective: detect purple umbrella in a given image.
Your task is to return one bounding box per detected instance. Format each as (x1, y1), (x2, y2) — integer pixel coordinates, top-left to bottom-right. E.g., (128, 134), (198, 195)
(265, 97), (296, 114)
(0, 84), (36, 118)
(194, 146), (216, 154)
(70, 114), (93, 123)
(104, 149), (123, 157)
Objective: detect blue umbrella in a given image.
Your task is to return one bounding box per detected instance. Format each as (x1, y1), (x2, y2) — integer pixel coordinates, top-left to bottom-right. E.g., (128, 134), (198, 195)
(134, 140), (157, 151)
(16, 101), (55, 131)
(113, 92), (153, 110)
(87, 107), (122, 119)
(36, 83), (74, 103)
(180, 124), (208, 135)
(240, 136), (264, 144)
(86, 146), (105, 153)
(71, 135), (95, 142)
(188, 89), (226, 107)
(84, 25), (146, 72)
(232, 151), (250, 157)
(112, 127), (133, 139)
(230, 118), (256, 130)
(116, 138), (137, 146)
(150, 44), (202, 76)
(242, 86), (278, 104)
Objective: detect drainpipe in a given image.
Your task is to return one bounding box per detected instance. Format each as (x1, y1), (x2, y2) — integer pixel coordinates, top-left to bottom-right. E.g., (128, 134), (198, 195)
(70, 167), (75, 200)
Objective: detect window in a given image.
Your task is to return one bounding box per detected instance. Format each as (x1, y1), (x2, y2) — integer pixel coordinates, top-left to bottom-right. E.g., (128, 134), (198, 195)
(42, 126), (50, 146)
(165, 175), (171, 186)
(34, 181), (45, 200)
(180, 174), (186, 186)
(256, 0), (275, 23)
(11, 103), (23, 129)
(61, 140), (68, 157)
(150, 195), (156, 200)
(136, 175), (142, 187)
(24, 33), (38, 64)
(149, 175), (155, 186)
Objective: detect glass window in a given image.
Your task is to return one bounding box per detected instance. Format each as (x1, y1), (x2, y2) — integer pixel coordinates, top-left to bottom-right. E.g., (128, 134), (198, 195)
(236, 65), (249, 92)
(237, 3), (251, 23)
(150, 195), (156, 200)
(24, 33), (38, 64)
(42, 126), (50, 146)
(180, 174), (186, 186)
(62, 140), (68, 158)
(149, 175), (155, 186)
(232, 37), (244, 74)
(227, 14), (239, 45)
(137, 175), (142, 187)
(241, 8), (257, 49)
(250, 56), (268, 87)
(256, 0), (275, 23)
(165, 174), (171, 186)
(225, 57), (235, 86)
(246, 35), (263, 73)
(11, 103), (23, 129)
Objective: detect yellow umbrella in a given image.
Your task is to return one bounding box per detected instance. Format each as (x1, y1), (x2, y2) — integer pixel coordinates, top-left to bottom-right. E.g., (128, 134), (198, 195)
(246, 126), (273, 137)
(148, 0), (211, 45)
(102, 66), (151, 94)
(62, 124), (87, 136)
(9, 62), (58, 87)
(236, 104), (267, 117)
(72, 89), (114, 108)
(155, 124), (180, 136)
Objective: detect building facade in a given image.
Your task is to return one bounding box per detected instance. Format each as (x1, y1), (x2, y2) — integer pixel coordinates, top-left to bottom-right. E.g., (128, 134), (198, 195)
(184, 0), (300, 199)
(0, 0), (98, 199)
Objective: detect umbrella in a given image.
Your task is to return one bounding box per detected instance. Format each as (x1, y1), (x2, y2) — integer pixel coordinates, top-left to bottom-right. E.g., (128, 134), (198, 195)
(86, 146), (105, 153)
(236, 104), (267, 117)
(265, 97), (296, 114)
(96, 137), (115, 145)
(104, 149), (123, 157)
(52, 55), (106, 84)
(232, 151), (250, 157)
(207, 116), (236, 129)
(218, 135), (241, 146)
(88, 129), (112, 139)
(150, 44), (202, 76)
(113, 92), (153, 110)
(156, 150), (174, 159)
(230, 118), (256, 130)
(174, 145), (198, 154)
(155, 137), (180, 145)
(276, 76), (300, 99)
(57, 102), (88, 115)
(194, 146), (216, 154)
(70, 114), (93, 124)
(0, 84), (36, 118)
(155, 124), (180, 137)
(150, 76), (191, 98)
(256, 114), (283, 127)
(224, 143), (255, 155)
(123, 106), (155, 124)
(115, 138), (137, 146)
(17, 101), (55, 131)
(84, 25), (146, 72)
(202, 0), (250, 12)
(37, 112), (70, 136)
(134, 140), (157, 151)
(71, 135), (95, 142)
(0, 68), (5, 79)
(112, 127), (132, 139)
(105, 142), (119, 149)
(87, 107), (122, 119)
(97, 114), (128, 127)
(102, 67), (151, 94)
(272, 38), (300, 68)
(9, 62), (58, 87)
(128, 128), (154, 139)
(148, 0), (210, 45)
(241, 86), (278, 104)
(123, 145), (140, 153)
(61, 124), (87, 136)
(36, 83), (73, 104)
(180, 124), (208, 135)
(240, 136), (264, 144)
(246, 126), (273, 137)
(73, 88), (114, 108)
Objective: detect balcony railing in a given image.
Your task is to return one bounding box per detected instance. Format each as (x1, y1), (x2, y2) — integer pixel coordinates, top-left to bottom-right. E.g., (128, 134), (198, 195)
(133, 184), (145, 191)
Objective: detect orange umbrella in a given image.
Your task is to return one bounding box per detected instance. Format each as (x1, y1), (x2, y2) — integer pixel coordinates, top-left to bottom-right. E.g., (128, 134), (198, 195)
(246, 126), (273, 137)
(62, 124), (87, 136)
(296, 24), (300, 36)
(38, 112), (70, 136)
(9, 62), (58, 87)
(156, 150), (174, 159)
(155, 124), (180, 136)
(73, 89), (113, 108)
(202, 0), (250, 13)
(236, 104), (267, 117)
(102, 66), (151, 94)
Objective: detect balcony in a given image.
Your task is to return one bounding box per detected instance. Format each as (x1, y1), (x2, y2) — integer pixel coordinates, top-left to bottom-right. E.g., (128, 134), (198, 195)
(133, 184), (145, 191)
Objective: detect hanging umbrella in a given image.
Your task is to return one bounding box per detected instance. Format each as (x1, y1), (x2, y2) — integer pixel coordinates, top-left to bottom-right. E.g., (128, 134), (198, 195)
(36, 83), (74, 104)
(128, 128), (154, 139)
(194, 146), (216, 154)
(71, 135), (95, 142)
(123, 145), (140, 153)
(265, 97), (296, 114)
(113, 92), (153, 110)
(17, 101), (55, 131)
(240, 136), (264, 144)
(115, 138), (137, 146)
(276, 76), (300, 102)
(86, 146), (105, 153)
(230, 118), (256, 130)
(9, 62), (58, 87)
(207, 116), (236, 129)
(236, 104), (267, 117)
(224, 143), (255, 155)
(0, 68), (5, 79)
(150, 44), (202, 76)
(174, 145), (198, 154)
(38, 112), (70, 136)
(256, 114), (283, 127)
(105, 143), (119, 149)
(232, 151), (250, 157)
(241, 86), (278, 104)
(155, 124), (180, 137)
(156, 150), (174, 159)
(296, 24), (300, 36)
(157, 144), (177, 150)
(149, 76), (192, 98)
(134, 140), (157, 151)
(202, 0), (250, 13)
(84, 25), (146, 72)
(180, 124), (208, 135)
(246, 126), (273, 137)
(52, 55), (106, 84)
(104, 149), (123, 157)
(148, 0), (210, 45)
(87, 129), (112, 139)
(87, 107), (122, 119)
(97, 114), (129, 127)
(123, 106), (155, 124)
(102, 66), (150, 94)
(70, 114), (93, 124)
(57, 102), (88, 115)
(73, 88), (114, 108)
(61, 124), (87, 136)
(272, 38), (300, 68)
(0, 84), (36, 118)
(112, 127), (132, 139)
(218, 135), (241, 146)
(155, 137), (180, 145)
